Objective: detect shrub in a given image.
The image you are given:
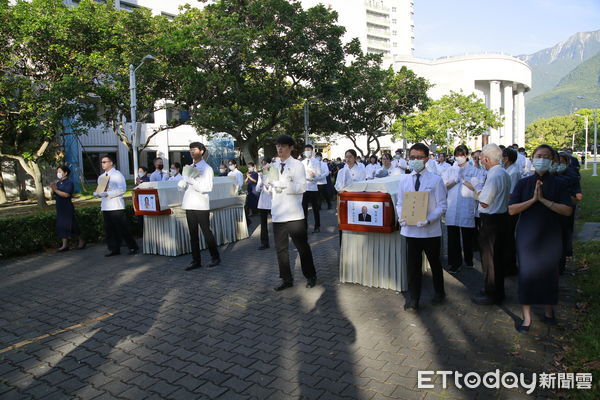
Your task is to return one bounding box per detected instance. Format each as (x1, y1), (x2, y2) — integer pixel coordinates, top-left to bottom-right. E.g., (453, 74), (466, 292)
(0, 205), (142, 258)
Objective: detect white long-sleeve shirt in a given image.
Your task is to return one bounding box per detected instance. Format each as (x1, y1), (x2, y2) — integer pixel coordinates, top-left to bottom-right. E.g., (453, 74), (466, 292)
(365, 163), (381, 180)
(181, 160), (214, 211)
(442, 164), (478, 228)
(150, 169), (169, 182)
(99, 168), (126, 211)
(334, 163), (366, 191)
(392, 157), (408, 171)
(302, 157), (321, 191)
(316, 160), (329, 185)
(396, 169), (447, 238)
(228, 169), (244, 193)
(270, 158), (307, 223)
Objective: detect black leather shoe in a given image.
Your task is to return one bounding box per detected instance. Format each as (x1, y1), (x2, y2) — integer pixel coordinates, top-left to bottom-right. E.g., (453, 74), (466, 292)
(104, 251), (120, 257)
(274, 282), (293, 292)
(404, 300), (418, 312)
(185, 262), (202, 271)
(207, 258), (220, 268)
(312, 228), (320, 233)
(471, 295), (495, 305)
(306, 278), (317, 288)
(57, 247), (69, 253)
(258, 244), (269, 250)
(517, 323), (530, 333)
(128, 248), (138, 255)
(543, 314), (557, 325)
(431, 293), (446, 305)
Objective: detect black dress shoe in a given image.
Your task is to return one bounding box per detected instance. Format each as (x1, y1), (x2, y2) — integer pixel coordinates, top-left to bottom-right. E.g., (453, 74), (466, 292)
(128, 248), (139, 255)
(471, 295), (495, 305)
(517, 323), (530, 333)
(543, 313), (557, 325)
(274, 282), (293, 291)
(57, 247), (69, 253)
(312, 228), (320, 233)
(404, 300), (418, 312)
(431, 293), (446, 305)
(207, 258), (220, 268)
(258, 244), (270, 250)
(104, 251), (120, 257)
(306, 278), (317, 288)
(185, 262), (202, 271)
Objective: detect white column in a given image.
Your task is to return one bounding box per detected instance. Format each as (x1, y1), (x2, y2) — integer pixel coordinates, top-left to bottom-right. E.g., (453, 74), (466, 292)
(515, 88), (526, 146)
(488, 81), (501, 144)
(503, 83), (514, 146)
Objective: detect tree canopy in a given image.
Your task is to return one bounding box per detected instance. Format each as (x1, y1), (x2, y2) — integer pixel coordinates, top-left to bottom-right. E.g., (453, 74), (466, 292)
(525, 111), (593, 153)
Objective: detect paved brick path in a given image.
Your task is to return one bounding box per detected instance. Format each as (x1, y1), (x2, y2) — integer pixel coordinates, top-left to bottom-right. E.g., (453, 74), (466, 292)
(0, 209), (576, 399)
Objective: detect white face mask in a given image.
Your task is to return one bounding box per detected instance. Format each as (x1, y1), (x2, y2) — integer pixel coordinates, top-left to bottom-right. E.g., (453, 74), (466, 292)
(304, 151), (312, 158)
(409, 159), (425, 172)
(170, 169), (177, 175)
(57, 172), (63, 179)
(219, 169), (226, 173)
(228, 165), (235, 171)
(455, 156), (467, 165)
(137, 172), (145, 178)
(532, 158), (552, 173)
(248, 167), (254, 172)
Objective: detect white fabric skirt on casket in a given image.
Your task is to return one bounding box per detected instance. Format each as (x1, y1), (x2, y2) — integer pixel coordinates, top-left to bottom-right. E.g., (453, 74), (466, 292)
(142, 201), (249, 256)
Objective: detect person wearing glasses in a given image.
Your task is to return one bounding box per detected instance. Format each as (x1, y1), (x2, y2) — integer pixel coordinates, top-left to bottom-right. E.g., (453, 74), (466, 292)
(93, 155), (139, 257)
(508, 145), (573, 333)
(396, 143), (448, 312)
(270, 135), (317, 292)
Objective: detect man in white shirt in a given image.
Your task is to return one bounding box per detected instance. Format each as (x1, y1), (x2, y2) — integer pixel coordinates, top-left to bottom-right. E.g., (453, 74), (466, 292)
(315, 152), (332, 210)
(271, 135), (317, 291)
(227, 160), (244, 193)
(436, 153), (451, 175)
(301, 144), (322, 233)
(469, 144), (511, 305)
(93, 154), (139, 256)
(396, 143), (448, 312)
(181, 142), (220, 270)
(149, 157), (169, 182)
(392, 149), (408, 173)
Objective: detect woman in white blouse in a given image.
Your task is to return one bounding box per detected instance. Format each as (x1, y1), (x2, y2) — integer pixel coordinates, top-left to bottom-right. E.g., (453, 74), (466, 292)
(364, 155), (381, 180)
(168, 162), (183, 181)
(375, 153), (403, 178)
(442, 145), (479, 274)
(335, 149), (367, 244)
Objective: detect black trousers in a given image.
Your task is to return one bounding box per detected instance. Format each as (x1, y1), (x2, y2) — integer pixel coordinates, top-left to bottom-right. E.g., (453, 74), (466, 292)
(273, 219), (316, 284)
(478, 213), (508, 302)
(405, 236), (445, 304)
(504, 214), (519, 276)
(185, 210), (219, 264)
(447, 225), (475, 268)
(302, 190), (321, 229)
(259, 209), (269, 246)
(317, 184), (331, 208)
(103, 210), (138, 253)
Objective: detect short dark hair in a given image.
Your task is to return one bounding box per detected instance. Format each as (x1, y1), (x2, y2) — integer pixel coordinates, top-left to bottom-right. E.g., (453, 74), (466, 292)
(345, 149), (358, 158)
(276, 135), (295, 146)
(518, 147), (525, 153)
(532, 144), (555, 158)
(139, 166), (148, 172)
(382, 153), (392, 161)
(229, 159), (238, 166)
(454, 145), (469, 156)
(261, 157), (272, 164)
(247, 162), (255, 167)
(57, 165), (70, 175)
(409, 143), (429, 157)
(499, 145), (506, 150)
(189, 142), (207, 152)
(395, 149), (403, 153)
(171, 162), (181, 171)
(502, 147), (517, 164)
(154, 157), (163, 162)
(304, 144), (314, 150)
(101, 154), (115, 163)
(315, 152), (323, 158)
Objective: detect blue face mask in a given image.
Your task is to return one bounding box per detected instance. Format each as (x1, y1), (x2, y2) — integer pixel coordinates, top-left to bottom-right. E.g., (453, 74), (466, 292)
(532, 158), (552, 173)
(556, 164), (567, 173)
(409, 159), (425, 172)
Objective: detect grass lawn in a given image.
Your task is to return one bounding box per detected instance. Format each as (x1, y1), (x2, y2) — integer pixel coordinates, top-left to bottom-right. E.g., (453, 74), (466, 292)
(565, 168), (600, 398)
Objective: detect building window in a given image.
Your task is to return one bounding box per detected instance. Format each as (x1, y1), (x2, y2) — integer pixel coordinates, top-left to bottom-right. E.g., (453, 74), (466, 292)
(393, 42), (398, 47)
(82, 151), (117, 181)
(391, 7), (396, 12)
(120, 1), (139, 11)
(392, 30), (397, 36)
(392, 19), (397, 24)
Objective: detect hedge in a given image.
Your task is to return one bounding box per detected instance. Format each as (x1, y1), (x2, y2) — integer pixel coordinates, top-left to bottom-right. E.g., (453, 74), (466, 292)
(0, 204), (142, 259)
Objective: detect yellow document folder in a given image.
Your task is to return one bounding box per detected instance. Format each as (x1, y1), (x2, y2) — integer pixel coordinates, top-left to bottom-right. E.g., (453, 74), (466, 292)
(96, 175), (110, 194)
(401, 191), (428, 225)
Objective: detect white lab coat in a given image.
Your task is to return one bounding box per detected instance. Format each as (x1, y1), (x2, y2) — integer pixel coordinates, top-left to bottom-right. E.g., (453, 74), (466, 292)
(334, 163), (366, 191)
(181, 160), (214, 211)
(270, 158), (307, 223)
(365, 163), (381, 180)
(302, 157), (322, 191)
(442, 164), (479, 228)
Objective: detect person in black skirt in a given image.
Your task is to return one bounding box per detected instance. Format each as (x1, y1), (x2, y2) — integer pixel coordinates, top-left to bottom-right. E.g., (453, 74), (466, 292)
(508, 144), (573, 333)
(50, 165), (85, 252)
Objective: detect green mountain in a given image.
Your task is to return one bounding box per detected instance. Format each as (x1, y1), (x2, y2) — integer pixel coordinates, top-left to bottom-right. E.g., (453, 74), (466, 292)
(526, 51), (600, 124)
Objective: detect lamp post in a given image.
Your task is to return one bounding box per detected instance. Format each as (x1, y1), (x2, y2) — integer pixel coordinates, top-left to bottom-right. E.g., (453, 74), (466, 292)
(593, 109), (598, 177)
(303, 100), (310, 145)
(574, 114), (589, 170)
(129, 54), (156, 177)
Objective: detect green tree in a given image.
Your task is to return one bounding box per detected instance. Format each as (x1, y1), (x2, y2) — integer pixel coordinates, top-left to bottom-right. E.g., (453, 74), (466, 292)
(325, 44), (431, 157)
(525, 113), (589, 153)
(0, 0), (103, 206)
(394, 90), (502, 151)
(163, 0), (346, 163)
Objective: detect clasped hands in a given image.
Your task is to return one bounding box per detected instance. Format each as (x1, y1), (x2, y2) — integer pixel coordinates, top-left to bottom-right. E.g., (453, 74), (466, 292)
(399, 219), (429, 227)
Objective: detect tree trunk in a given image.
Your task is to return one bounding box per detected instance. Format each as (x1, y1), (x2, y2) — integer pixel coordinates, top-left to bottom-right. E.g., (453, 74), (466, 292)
(30, 161), (47, 207)
(15, 161), (28, 201)
(0, 160), (7, 204)
(240, 139), (258, 165)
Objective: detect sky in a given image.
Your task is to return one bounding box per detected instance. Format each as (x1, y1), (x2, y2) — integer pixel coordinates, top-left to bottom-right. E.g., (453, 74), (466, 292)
(413, 0), (600, 59)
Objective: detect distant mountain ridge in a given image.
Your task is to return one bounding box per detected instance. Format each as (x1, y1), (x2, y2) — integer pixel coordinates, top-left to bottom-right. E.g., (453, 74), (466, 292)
(518, 30), (600, 101)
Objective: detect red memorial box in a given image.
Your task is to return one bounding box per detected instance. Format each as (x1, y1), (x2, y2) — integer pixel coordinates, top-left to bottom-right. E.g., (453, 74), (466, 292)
(338, 192), (398, 234)
(133, 188), (172, 216)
